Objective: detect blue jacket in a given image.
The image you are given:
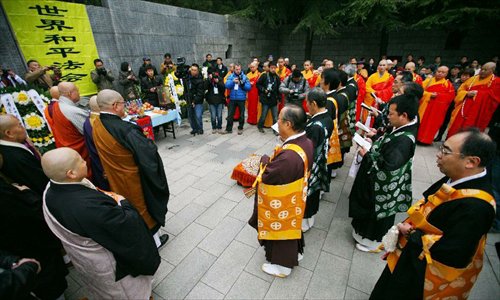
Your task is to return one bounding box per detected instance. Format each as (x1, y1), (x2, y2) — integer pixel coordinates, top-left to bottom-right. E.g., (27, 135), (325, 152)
(225, 72), (251, 101)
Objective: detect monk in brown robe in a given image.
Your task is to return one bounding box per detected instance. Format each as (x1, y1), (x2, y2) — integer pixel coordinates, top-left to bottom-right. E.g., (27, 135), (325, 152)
(93, 89), (170, 247)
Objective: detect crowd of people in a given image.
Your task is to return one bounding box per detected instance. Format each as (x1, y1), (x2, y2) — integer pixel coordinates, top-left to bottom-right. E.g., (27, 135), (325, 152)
(1, 51), (499, 299)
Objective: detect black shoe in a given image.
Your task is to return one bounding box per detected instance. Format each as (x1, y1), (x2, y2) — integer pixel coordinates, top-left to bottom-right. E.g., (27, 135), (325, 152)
(258, 128), (265, 133)
(158, 234), (169, 248)
(190, 130), (196, 135)
(198, 130), (204, 135)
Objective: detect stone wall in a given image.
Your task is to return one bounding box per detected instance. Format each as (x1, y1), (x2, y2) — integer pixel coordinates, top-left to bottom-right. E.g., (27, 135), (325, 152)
(0, 5), (26, 75)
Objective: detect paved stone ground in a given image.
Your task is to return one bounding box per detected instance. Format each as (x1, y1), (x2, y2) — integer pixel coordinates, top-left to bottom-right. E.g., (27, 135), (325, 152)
(66, 112), (499, 299)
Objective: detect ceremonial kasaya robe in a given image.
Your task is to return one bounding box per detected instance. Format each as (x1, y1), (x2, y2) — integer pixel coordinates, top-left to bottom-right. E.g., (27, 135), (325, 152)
(248, 133), (313, 268)
(43, 179), (160, 299)
(0, 140), (48, 195)
(354, 73), (366, 122)
(48, 101), (92, 178)
(413, 73), (423, 86)
(349, 119), (417, 248)
(246, 70), (261, 124)
(83, 113), (110, 190)
(417, 78), (456, 144)
(277, 66), (291, 111)
(326, 94), (342, 166)
(346, 78), (359, 136)
(224, 71), (240, 120)
(0, 178), (68, 300)
(335, 87), (353, 151)
(92, 113), (169, 232)
(305, 111), (333, 218)
(362, 72), (394, 124)
(448, 74), (500, 137)
(302, 70), (320, 112)
(371, 174), (495, 300)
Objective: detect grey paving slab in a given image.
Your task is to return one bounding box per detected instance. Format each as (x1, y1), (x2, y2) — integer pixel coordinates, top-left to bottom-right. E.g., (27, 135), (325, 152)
(201, 240), (256, 294)
(168, 186), (203, 213)
(235, 224), (261, 249)
(153, 258), (175, 288)
(164, 203), (206, 235)
(223, 184), (247, 203)
(264, 266), (313, 299)
(198, 216), (246, 256)
(195, 197), (238, 229)
(469, 257), (500, 300)
(485, 243), (500, 282)
(323, 218), (355, 261)
(225, 271), (271, 299)
(301, 227), (327, 271)
(344, 287), (370, 300)
(312, 200), (336, 231)
(228, 196), (254, 222)
(155, 248), (217, 299)
(304, 251), (350, 299)
(185, 282), (224, 299)
(160, 222), (211, 266)
(347, 250), (386, 294)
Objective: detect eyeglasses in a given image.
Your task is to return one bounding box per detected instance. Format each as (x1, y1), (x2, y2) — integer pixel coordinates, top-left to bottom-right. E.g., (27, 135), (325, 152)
(438, 145), (464, 157)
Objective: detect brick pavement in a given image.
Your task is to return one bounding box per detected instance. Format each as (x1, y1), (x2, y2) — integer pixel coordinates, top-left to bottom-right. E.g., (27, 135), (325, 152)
(66, 113), (500, 299)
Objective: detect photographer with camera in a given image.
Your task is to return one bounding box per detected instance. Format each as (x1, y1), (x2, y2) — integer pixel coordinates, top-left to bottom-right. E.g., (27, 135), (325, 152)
(0, 67), (26, 88)
(118, 62), (140, 100)
(91, 59), (115, 92)
(279, 69), (310, 107)
(224, 64), (251, 135)
(205, 69), (226, 134)
(256, 62), (280, 133)
(160, 53), (177, 76)
(183, 63), (205, 135)
(141, 65), (164, 107)
(24, 60), (61, 90)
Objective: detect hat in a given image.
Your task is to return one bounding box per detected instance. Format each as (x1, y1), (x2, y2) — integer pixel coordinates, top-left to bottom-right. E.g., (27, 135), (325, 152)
(143, 57), (151, 61)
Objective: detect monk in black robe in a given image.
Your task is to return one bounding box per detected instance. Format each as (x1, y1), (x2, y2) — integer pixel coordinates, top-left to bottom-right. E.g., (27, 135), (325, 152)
(371, 129), (496, 299)
(349, 94), (419, 252)
(0, 114), (48, 195)
(249, 105), (313, 277)
(93, 89), (169, 247)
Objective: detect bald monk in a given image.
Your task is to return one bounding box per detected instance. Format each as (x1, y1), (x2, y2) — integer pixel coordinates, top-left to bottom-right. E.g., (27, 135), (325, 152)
(417, 66), (456, 144)
(41, 148), (159, 299)
(362, 60), (394, 124)
(448, 62), (500, 137)
(46, 82), (91, 178)
(82, 96), (109, 190)
(0, 114), (48, 195)
(93, 89), (169, 247)
(404, 62), (423, 86)
(246, 62), (261, 125)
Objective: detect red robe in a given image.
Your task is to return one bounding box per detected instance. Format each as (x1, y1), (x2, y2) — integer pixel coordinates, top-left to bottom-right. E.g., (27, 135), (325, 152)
(362, 72), (394, 124)
(413, 73), (423, 86)
(246, 70), (261, 124)
(417, 78), (455, 144)
(302, 70), (320, 112)
(354, 73), (366, 122)
(50, 102), (92, 178)
(448, 74), (500, 137)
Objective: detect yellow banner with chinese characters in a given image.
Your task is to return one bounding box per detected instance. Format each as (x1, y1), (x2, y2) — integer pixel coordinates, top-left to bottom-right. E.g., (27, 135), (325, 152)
(1, 0), (99, 95)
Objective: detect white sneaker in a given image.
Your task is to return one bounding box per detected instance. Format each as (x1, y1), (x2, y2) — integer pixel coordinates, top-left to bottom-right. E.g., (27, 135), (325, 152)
(319, 191), (324, 199)
(308, 216), (315, 228)
(262, 263), (291, 278)
(302, 219), (310, 232)
(298, 253), (304, 262)
(355, 243), (382, 253)
(331, 171), (337, 179)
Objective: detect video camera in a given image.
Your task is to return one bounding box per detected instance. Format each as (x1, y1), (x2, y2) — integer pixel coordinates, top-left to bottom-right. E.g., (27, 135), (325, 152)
(175, 56), (190, 79)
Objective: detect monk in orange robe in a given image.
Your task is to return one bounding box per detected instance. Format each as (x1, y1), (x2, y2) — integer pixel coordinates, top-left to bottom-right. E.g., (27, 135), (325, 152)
(448, 62), (500, 137)
(277, 57), (291, 112)
(405, 62), (423, 86)
(417, 66), (455, 144)
(362, 60), (394, 123)
(46, 82), (91, 179)
(246, 62), (261, 125)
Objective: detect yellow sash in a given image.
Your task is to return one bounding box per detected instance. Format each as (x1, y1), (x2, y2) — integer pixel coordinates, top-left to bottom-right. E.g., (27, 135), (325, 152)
(255, 144), (309, 240)
(326, 97), (342, 164)
(387, 184), (495, 299)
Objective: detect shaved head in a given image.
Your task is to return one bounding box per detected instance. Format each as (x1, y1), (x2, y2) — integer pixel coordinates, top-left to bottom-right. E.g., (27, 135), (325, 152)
(89, 95), (99, 113)
(49, 86), (59, 100)
(0, 114), (17, 139)
(405, 62), (416, 72)
(483, 62), (496, 71)
(58, 82), (76, 96)
(479, 62), (496, 79)
(41, 147), (81, 182)
(96, 89), (122, 110)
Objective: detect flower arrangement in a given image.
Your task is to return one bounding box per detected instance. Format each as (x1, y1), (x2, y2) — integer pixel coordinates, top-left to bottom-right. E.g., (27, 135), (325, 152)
(1, 89), (55, 153)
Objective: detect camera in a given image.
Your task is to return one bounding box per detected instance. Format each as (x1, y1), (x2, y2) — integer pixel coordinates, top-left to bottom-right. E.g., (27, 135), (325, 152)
(97, 67), (107, 75)
(175, 56), (190, 79)
(290, 89), (300, 101)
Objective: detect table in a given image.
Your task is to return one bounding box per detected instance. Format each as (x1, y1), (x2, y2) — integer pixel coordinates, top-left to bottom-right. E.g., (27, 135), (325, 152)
(125, 109), (180, 139)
